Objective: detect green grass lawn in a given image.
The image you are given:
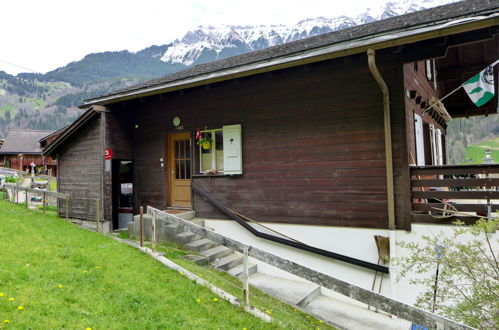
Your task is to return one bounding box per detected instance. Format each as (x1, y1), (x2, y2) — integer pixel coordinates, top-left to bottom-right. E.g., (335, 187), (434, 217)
(49, 180), (57, 192)
(146, 240), (330, 330)
(463, 137), (499, 164)
(0, 200), (330, 329)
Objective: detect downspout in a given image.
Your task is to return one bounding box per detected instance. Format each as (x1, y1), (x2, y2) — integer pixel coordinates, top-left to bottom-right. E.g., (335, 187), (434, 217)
(367, 49), (397, 299)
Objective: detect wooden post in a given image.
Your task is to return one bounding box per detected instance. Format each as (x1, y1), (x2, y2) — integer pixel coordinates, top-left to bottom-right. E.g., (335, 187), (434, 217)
(152, 210), (157, 252)
(243, 247), (250, 306)
(65, 196), (69, 220)
(96, 199), (100, 233)
(43, 191), (46, 213)
(140, 206), (144, 247)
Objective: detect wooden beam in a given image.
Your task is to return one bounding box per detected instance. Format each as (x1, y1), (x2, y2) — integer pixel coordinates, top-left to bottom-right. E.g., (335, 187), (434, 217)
(438, 63), (488, 81)
(402, 39), (448, 62)
(92, 105), (109, 112)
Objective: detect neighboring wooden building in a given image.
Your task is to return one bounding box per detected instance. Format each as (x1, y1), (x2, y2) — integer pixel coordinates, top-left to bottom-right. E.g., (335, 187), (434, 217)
(44, 0), (498, 304)
(0, 129), (58, 176)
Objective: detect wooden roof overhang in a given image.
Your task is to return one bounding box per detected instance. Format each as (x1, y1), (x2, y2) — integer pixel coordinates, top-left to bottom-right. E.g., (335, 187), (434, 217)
(435, 28), (499, 118)
(81, 8), (499, 109)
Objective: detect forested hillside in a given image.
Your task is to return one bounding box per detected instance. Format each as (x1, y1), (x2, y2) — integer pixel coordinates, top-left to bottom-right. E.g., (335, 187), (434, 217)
(0, 71), (141, 137)
(0, 46), (189, 137)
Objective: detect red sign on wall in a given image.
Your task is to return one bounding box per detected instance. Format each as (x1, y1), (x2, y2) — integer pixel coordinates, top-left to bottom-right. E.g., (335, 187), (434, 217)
(104, 148), (113, 160)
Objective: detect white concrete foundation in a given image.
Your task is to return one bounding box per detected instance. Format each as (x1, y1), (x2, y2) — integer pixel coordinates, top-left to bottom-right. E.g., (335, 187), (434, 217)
(203, 219), (498, 306)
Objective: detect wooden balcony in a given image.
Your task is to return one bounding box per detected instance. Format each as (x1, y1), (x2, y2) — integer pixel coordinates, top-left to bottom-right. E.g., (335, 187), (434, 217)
(410, 164), (499, 224)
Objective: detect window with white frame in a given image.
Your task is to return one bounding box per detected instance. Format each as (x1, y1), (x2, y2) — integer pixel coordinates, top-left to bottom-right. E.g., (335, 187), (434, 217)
(425, 59), (438, 89)
(197, 124), (242, 175)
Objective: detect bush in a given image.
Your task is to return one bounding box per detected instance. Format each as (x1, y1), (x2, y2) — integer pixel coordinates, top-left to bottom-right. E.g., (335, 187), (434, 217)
(395, 219), (498, 328)
(5, 175), (19, 183)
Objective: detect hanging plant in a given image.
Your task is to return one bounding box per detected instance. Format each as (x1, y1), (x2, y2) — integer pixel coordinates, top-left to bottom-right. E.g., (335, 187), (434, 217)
(197, 136), (213, 150)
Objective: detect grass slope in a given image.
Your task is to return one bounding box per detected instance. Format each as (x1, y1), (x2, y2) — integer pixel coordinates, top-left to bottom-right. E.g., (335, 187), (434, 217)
(464, 137), (499, 164)
(0, 200), (316, 329)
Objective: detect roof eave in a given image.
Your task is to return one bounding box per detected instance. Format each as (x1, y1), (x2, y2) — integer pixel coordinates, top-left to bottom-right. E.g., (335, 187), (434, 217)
(43, 108), (100, 156)
(82, 14), (499, 108)
(0, 152), (43, 155)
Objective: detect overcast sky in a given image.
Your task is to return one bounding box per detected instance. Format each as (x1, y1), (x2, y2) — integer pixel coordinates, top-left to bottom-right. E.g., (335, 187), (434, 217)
(0, 0), (390, 75)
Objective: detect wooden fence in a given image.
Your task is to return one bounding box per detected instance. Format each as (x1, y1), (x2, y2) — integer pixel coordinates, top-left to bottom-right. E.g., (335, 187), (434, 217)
(410, 164), (499, 224)
(4, 183), (70, 218)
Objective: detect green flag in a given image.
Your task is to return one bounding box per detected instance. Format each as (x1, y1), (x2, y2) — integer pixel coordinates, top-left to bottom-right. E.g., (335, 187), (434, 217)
(462, 60), (497, 107)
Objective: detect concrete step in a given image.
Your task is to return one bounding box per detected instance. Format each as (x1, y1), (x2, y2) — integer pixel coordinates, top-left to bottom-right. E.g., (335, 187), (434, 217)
(185, 238), (217, 252)
(164, 223), (184, 235)
(248, 273), (320, 306)
(227, 263), (258, 278)
(172, 231), (200, 244)
(189, 218), (205, 227)
(306, 295), (411, 330)
(213, 252), (243, 271)
(185, 254), (208, 265)
(176, 211), (195, 220)
(200, 246), (233, 263)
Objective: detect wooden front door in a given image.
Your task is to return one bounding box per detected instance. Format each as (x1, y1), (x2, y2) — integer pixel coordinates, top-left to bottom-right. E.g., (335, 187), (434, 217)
(168, 132), (192, 208)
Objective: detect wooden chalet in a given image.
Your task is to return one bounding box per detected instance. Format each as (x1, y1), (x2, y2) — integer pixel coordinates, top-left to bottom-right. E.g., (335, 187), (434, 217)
(43, 0), (498, 302)
(0, 129), (58, 176)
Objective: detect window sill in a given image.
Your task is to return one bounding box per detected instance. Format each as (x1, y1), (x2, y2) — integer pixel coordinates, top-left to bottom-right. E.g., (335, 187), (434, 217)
(192, 173), (242, 178)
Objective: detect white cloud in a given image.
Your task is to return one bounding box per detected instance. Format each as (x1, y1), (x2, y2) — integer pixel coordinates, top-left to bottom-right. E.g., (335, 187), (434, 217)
(0, 0), (391, 75)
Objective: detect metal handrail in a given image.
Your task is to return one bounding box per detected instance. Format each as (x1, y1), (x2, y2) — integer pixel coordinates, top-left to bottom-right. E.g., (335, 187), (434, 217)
(191, 182), (389, 274)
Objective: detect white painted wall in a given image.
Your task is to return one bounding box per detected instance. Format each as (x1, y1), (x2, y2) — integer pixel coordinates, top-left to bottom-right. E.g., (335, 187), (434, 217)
(204, 219), (498, 306)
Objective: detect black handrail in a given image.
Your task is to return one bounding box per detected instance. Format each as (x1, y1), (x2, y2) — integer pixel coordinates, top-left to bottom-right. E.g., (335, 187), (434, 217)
(191, 182), (389, 274)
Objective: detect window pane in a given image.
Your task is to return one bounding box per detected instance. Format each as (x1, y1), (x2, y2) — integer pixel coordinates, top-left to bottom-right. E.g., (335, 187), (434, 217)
(175, 160), (180, 179)
(186, 139), (191, 158)
(216, 131), (223, 150)
(186, 160), (191, 179)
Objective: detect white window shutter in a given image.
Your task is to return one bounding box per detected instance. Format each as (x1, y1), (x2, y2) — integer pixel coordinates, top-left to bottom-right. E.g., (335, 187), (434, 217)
(223, 124), (242, 174)
(414, 114), (425, 166)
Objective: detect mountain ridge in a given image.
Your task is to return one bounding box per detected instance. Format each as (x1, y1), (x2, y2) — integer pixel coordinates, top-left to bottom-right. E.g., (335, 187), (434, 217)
(0, 0), (459, 137)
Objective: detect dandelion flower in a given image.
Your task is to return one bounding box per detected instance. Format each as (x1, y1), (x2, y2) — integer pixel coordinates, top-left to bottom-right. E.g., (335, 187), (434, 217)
(265, 309), (272, 315)
(17, 305), (24, 310)
(319, 320), (323, 324)
(95, 266), (101, 269)
(58, 284), (63, 289)
(195, 298), (201, 302)
(83, 270), (88, 273)
(212, 297), (219, 302)
(86, 327), (92, 330)
(179, 271), (185, 275)
(0, 292), (4, 297)
(8, 297), (14, 301)
(3, 320), (9, 323)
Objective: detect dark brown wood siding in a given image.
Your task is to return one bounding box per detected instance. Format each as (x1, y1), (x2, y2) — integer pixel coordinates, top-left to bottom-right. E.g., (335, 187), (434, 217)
(129, 51), (410, 229)
(57, 116), (101, 220)
(102, 109), (135, 222)
(404, 61), (446, 166)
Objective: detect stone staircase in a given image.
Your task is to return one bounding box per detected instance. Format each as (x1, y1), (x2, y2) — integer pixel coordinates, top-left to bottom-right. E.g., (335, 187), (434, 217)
(128, 209), (411, 330)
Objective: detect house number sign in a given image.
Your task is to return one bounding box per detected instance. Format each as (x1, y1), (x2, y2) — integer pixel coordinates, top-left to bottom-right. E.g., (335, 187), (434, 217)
(105, 148), (113, 160)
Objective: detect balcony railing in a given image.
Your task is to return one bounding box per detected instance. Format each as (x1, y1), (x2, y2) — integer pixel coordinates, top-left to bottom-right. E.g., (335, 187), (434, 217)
(410, 164), (499, 224)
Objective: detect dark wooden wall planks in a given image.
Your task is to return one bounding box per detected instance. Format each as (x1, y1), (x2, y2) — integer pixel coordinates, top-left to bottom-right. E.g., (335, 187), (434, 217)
(56, 117), (101, 220)
(108, 50), (411, 229)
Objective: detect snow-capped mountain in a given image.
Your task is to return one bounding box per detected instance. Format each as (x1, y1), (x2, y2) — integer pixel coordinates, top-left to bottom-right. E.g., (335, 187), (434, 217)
(159, 0), (460, 66)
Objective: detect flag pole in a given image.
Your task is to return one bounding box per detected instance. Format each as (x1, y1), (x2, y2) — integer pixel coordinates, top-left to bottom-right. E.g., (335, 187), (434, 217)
(422, 59), (499, 115)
